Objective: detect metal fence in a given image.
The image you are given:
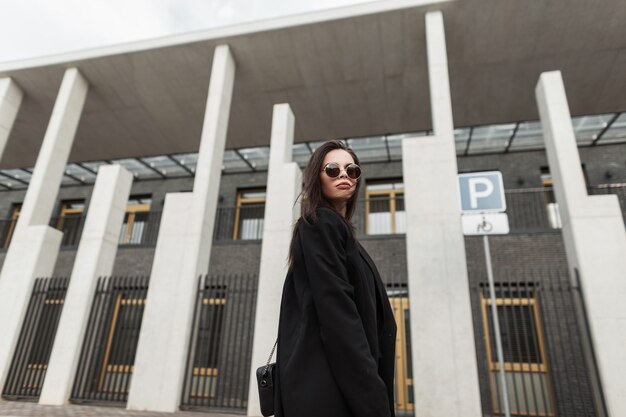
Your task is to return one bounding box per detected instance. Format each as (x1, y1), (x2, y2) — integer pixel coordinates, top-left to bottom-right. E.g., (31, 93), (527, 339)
(181, 273), (258, 412)
(2, 277), (69, 400)
(213, 205), (265, 241)
(71, 276), (150, 404)
(118, 211), (161, 246)
(469, 268), (605, 417)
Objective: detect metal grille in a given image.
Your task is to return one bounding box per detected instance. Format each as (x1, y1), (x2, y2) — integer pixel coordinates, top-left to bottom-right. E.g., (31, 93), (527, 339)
(181, 273), (258, 412)
(470, 268), (604, 417)
(2, 277), (69, 400)
(70, 276), (149, 404)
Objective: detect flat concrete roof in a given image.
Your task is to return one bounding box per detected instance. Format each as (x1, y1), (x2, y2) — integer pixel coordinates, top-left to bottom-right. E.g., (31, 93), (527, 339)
(1, 0), (625, 169)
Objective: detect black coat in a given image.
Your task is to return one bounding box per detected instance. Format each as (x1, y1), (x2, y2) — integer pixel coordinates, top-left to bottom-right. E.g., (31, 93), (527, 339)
(274, 207), (397, 417)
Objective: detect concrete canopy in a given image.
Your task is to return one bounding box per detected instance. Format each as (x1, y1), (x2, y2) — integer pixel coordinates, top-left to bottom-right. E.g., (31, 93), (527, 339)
(0, 0), (625, 169)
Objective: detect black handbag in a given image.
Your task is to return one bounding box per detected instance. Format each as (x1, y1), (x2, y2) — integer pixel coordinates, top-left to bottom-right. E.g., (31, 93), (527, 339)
(256, 338), (278, 417)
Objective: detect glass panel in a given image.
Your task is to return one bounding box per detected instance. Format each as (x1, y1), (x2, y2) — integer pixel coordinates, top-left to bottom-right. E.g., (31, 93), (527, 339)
(367, 182), (404, 192)
(110, 158), (162, 180)
(387, 132), (428, 160)
(368, 196), (391, 234)
(347, 136), (388, 163)
(128, 196), (152, 206)
(0, 176), (27, 190)
(395, 194), (406, 234)
(65, 163), (97, 183)
(292, 143), (312, 166)
(171, 153), (198, 173)
(1, 169), (32, 183)
(491, 371), (553, 415)
(222, 150), (250, 173)
(240, 190), (266, 200)
(140, 156), (190, 177)
(237, 204), (265, 240)
(487, 305), (541, 364)
(468, 123), (516, 154)
(61, 175), (81, 186)
(238, 147), (270, 171)
(508, 121), (545, 151)
(80, 160), (110, 174)
(598, 113), (626, 144)
(454, 128), (470, 154)
(572, 113), (613, 145)
(129, 212), (148, 244)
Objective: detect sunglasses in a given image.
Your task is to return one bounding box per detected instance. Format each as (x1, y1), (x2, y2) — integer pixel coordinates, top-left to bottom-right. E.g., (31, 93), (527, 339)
(322, 162), (362, 180)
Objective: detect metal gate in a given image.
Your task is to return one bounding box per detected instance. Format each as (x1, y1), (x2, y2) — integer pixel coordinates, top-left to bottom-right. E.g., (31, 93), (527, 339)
(470, 268), (606, 417)
(181, 273), (258, 412)
(2, 277), (69, 400)
(70, 276), (149, 404)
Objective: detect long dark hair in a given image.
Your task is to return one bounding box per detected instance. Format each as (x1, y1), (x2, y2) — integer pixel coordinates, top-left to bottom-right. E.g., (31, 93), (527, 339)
(287, 140), (361, 271)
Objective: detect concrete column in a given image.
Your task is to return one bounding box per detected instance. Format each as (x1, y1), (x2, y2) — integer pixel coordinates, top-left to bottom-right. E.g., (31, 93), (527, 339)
(401, 11), (482, 417)
(536, 71), (626, 417)
(246, 104), (301, 416)
(0, 78), (23, 157)
(38, 165), (133, 405)
(127, 45), (235, 412)
(0, 68), (88, 392)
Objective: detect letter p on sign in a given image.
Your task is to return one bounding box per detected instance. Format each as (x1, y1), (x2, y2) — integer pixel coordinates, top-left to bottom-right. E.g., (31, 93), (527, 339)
(458, 171), (506, 213)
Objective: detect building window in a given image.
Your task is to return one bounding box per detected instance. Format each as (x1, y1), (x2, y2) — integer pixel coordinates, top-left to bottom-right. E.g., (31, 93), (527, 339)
(233, 189), (266, 240)
(480, 286), (555, 416)
(2, 203), (22, 249)
(191, 293), (226, 398)
(119, 196), (151, 245)
(365, 181), (405, 235)
(99, 295), (145, 393)
(55, 200), (85, 246)
(390, 294), (413, 411)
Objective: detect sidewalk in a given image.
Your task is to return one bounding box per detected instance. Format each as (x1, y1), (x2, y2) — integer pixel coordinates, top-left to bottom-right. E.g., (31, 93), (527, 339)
(0, 401), (242, 417)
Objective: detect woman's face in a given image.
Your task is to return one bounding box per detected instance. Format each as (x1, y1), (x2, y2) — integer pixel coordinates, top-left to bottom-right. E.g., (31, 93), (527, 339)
(320, 149), (358, 205)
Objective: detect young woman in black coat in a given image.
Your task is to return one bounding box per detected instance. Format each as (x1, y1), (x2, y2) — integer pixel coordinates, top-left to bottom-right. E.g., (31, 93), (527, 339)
(274, 140), (397, 417)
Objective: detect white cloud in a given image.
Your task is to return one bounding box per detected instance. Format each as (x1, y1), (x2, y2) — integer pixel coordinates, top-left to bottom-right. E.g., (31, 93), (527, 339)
(0, 0), (380, 63)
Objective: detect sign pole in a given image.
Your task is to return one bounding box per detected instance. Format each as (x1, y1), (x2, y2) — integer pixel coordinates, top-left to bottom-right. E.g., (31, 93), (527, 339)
(482, 231), (511, 417)
(459, 171), (511, 416)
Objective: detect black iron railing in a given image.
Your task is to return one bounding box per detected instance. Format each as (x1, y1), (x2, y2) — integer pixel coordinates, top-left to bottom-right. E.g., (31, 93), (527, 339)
(181, 273), (258, 412)
(2, 277), (69, 400)
(71, 276), (149, 404)
(469, 268), (603, 417)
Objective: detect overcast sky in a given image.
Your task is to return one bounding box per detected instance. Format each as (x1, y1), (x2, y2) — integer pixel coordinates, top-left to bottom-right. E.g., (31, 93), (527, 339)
(0, 0), (379, 63)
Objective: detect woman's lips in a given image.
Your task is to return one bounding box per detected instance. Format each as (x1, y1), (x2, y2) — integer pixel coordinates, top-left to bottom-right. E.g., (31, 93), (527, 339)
(336, 183), (351, 189)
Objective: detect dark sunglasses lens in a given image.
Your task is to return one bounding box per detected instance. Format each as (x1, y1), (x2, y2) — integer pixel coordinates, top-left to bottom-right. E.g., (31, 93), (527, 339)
(325, 164), (340, 177)
(347, 164), (361, 179)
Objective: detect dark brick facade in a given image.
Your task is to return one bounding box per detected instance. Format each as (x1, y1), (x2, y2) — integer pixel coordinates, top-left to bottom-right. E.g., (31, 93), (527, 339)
(0, 143), (623, 413)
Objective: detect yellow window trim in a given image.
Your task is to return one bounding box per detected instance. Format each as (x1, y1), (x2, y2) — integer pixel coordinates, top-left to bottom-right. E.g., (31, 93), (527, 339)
(390, 296), (413, 411)
(98, 295), (145, 391)
(365, 184), (404, 235)
(120, 202), (151, 244)
(233, 189), (266, 240)
(480, 293), (556, 416)
(3, 205), (21, 249)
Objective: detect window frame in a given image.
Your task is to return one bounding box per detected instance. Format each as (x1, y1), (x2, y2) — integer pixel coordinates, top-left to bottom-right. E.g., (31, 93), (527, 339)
(232, 188), (266, 241)
(365, 180), (405, 235)
(480, 292), (556, 416)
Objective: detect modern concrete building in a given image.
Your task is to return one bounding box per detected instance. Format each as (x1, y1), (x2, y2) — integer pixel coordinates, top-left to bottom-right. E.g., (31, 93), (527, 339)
(0, 1), (625, 416)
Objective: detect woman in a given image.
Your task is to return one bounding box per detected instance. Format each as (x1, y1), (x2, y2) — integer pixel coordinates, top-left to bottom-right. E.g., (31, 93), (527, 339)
(274, 140), (397, 417)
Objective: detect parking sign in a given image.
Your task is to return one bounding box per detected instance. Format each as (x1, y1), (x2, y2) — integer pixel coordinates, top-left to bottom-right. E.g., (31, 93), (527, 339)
(458, 171), (506, 213)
